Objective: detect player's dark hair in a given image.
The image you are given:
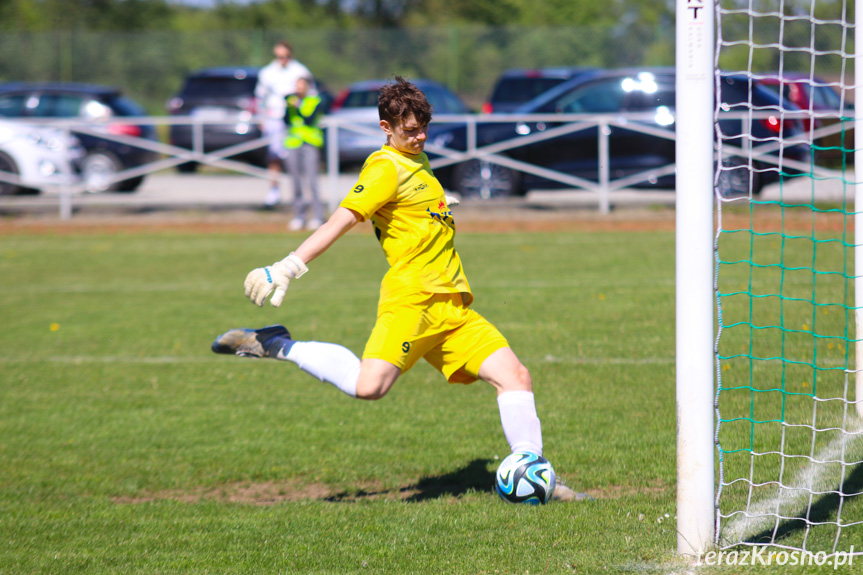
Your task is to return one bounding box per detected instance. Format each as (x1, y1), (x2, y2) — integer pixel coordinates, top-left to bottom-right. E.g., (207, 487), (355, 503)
(378, 76), (433, 127)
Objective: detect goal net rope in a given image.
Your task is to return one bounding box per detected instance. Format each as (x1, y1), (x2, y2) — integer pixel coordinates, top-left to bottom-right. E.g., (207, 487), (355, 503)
(713, 0), (863, 556)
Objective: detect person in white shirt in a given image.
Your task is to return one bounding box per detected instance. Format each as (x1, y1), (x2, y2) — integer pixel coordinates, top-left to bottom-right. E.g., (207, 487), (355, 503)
(255, 40), (314, 207)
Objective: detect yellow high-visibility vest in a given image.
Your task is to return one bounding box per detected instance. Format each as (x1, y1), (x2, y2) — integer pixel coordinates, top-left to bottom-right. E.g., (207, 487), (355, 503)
(284, 95), (323, 149)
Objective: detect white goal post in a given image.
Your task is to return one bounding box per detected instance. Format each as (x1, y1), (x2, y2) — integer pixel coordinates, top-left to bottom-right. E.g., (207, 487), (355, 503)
(675, 0), (716, 557)
(856, 0), (863, 423)
(677, 0), (863, 559)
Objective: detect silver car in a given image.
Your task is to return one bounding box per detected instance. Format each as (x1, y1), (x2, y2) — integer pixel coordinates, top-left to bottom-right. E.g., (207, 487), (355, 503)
(0, 121), (83, 195)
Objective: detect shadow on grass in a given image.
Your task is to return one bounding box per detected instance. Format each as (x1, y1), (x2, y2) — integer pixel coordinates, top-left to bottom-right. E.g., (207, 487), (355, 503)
(744, 463), (863, 545)
(324, 458), (496, 503)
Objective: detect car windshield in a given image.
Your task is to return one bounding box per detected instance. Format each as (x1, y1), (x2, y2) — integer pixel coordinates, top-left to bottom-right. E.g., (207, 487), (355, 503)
(0, 94), (26, 116)
(423, 87), (469, 114)
(108, 96), (145, 116)
(626, 87), (676, 110)
(342, 89), (380, 108)
(549, 73), (675, 115)
(760, 80), (844, 110)
(554, 78), (627, 113)
(492, 77), (569, 104)
(26, 94), (86, 117)
(341, 85), (468, 114)
(807, 84), (843, 108)
(182, 77), (257, 99)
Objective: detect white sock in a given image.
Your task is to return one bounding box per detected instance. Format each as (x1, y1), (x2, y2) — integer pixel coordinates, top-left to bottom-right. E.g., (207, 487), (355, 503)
(278, 341), (360, 398)
(497, 390), (543, 455)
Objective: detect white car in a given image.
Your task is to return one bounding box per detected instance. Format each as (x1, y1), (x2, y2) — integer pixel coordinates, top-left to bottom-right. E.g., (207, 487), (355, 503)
(0, 120), (83, 195)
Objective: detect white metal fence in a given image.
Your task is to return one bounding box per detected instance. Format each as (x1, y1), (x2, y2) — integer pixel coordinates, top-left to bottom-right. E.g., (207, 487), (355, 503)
(0, 111), (853, 219)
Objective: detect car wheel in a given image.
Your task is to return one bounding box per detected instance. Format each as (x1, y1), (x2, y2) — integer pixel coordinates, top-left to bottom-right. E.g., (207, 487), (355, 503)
(717, 158), (762, 197)
(0, 151), (22, 196)
(248, 149), (268, 169)
(82, 151), (123, 193)
(115, 176), (144, 193)
(453, 160), (522, 200)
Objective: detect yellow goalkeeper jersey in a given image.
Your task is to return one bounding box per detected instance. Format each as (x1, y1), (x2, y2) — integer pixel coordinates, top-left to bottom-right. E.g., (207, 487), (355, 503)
(339, 145), (473, 307)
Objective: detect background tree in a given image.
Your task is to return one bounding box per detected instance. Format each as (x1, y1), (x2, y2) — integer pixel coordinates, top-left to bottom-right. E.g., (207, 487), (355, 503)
(0, 0), (679, 112)
(0, 0), (173, 31)
(0, 0), (677, 30)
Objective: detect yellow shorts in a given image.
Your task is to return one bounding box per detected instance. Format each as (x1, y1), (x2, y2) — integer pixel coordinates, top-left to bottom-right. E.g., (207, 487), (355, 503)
(363, 292), (509, 384)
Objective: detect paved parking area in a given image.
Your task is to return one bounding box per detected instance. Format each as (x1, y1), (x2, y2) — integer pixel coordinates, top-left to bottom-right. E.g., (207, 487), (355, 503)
(0, 169), (854, 221)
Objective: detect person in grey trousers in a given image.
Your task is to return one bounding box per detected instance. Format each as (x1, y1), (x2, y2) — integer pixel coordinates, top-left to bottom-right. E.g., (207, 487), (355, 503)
(284, 77), (325, 231)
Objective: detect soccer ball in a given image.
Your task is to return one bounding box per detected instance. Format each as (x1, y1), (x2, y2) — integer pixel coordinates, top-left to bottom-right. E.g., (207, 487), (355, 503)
(495, 452), (556, 505)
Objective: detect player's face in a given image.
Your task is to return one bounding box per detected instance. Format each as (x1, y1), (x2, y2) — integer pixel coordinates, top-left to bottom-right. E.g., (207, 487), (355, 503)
(381, 114), (428, 155)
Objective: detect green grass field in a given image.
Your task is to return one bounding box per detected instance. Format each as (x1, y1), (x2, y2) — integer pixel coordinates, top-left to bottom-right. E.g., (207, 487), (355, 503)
(0, 224), (858, 573)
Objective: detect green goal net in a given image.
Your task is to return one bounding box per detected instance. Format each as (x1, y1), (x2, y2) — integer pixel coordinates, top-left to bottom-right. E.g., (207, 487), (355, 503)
(713, 0), (863, 557)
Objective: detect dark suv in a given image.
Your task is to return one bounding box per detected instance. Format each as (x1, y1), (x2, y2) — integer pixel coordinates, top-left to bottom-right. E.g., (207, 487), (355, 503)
(432, 68), (810, 198)
(0, 82), (157, 192)
(481, 67), (598, 114)
(167, 67), (265, 172)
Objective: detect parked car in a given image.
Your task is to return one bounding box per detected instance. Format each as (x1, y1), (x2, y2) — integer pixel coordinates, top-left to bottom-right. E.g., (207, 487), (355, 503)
(755, 72), (852, 162)
(430, 68), (810, 198)
(168, 67), (333, 172)
(328, 78), (472, 164)
(481, 67), (599, 114)
(757, 72), (850, 114)
(0, 82), (157, 192)
(0, 120), (83, 195)
(167, 66), (265, 172)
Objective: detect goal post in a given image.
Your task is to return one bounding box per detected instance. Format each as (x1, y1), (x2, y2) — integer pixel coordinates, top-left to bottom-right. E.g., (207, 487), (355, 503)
(856, 0), (863, 422)
(679, 0), (863, 559)
(675, 0), (717, 557)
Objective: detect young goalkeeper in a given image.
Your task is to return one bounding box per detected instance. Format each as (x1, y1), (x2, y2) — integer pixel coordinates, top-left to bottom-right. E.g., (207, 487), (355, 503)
(213, 76), (566, 495)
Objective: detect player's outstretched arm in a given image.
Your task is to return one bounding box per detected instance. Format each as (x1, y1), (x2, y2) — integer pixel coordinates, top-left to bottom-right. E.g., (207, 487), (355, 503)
(293, 207), (361, 264)
(244, 207), (361, 307)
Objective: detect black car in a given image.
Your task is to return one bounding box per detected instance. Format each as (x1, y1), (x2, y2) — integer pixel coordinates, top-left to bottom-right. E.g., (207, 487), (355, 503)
(167, 66), (265, 172)
(0, 82), (158, 192)
(167, 67), (335, 172)
(329, 78), (471, 164)
(481, 67), (599, 114)
(431, 68), (810, 198)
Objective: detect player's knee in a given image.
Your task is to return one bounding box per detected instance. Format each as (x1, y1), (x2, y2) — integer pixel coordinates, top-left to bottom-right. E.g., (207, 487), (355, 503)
(355, 359), (400, 400)
(355, 385), (387, 401)
(514, 362), (533, 391)
(499, 362), (533, 393)
(354, 374), (394, 400)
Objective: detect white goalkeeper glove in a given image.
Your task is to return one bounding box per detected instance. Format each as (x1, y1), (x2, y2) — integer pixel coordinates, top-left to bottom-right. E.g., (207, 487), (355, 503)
(244, 252), (308, 307)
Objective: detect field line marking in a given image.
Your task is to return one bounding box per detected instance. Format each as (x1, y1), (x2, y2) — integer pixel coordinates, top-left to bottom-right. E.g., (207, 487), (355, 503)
(721, 417), (863, 546)
(536, 355), (674, 365)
